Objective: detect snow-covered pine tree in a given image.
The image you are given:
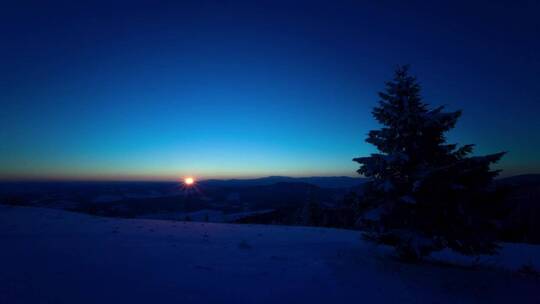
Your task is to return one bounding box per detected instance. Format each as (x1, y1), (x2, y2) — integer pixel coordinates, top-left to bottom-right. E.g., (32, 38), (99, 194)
(354, 66), (506, 261)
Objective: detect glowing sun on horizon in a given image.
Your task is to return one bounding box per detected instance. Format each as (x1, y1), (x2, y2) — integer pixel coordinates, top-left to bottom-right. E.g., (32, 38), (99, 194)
(184, 177), (195, 186)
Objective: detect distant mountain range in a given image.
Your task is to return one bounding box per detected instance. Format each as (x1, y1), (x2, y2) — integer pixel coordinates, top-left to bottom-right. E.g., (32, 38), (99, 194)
(199, 176), (367, 189)
(497, 174), (540, 186)
(1, 174), (539, 243)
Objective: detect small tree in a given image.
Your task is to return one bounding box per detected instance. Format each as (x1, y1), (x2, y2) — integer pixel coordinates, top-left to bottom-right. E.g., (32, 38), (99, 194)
(354, 66), (505, 261)
(299, 197), (322, 226)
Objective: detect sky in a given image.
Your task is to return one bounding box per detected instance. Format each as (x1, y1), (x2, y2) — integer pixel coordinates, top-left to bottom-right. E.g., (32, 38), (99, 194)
(1, 0), (539, 180)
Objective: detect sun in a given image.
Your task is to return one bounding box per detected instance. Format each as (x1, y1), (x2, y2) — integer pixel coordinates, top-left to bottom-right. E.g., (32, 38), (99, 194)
(184, 177), (195, 186)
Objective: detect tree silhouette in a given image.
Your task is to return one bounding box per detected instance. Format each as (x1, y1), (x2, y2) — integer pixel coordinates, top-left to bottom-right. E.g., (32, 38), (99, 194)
(354, 66), (506, 261)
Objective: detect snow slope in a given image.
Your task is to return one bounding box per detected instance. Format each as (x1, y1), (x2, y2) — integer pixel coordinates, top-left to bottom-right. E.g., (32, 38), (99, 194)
(0, 205), (538, 304)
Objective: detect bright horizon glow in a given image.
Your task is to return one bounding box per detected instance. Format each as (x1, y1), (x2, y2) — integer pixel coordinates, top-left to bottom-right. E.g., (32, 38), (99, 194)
(0, 169), (360, 182)
(184, 177), (195, 185)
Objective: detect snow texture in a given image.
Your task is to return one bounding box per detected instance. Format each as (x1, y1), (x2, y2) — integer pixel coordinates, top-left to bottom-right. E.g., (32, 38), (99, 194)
(1, 205), (538, 304)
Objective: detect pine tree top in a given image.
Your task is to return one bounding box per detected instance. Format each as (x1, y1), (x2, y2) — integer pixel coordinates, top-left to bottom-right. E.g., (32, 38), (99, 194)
(356, 65), (468, 176)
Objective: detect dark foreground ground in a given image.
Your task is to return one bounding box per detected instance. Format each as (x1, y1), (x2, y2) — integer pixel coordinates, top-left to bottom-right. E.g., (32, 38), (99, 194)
(1, 205), (538, 304)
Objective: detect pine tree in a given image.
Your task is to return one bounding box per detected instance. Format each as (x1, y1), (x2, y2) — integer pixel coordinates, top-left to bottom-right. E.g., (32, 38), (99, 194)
(354, 66), (506, 261)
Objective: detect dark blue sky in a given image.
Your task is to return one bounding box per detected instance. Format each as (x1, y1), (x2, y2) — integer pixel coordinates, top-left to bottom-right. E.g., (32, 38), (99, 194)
(1, 0), (539, 180)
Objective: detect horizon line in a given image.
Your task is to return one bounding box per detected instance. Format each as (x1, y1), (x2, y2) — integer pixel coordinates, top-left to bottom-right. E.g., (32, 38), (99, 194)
(1, 173), (538, 183)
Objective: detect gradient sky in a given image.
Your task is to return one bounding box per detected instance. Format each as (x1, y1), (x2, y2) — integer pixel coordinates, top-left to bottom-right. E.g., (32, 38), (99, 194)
(1, 0), (539, 180)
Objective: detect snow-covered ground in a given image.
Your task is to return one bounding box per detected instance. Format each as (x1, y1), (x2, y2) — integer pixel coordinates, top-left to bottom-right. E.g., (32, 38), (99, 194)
(0, 205), (538, 304)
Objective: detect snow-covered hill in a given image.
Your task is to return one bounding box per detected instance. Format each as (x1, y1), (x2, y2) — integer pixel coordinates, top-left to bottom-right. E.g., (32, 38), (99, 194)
(1, 205), (538, 303)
